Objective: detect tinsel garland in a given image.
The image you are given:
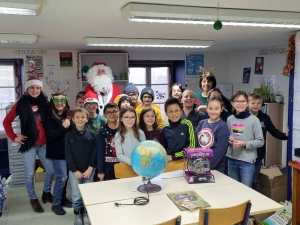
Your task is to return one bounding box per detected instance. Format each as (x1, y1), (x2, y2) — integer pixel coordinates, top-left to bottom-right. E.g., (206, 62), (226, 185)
(282, 34), (296, 76)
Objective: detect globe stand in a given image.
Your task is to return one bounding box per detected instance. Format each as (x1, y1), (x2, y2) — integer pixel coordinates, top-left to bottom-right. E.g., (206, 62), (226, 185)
(137, 177), (162, 193)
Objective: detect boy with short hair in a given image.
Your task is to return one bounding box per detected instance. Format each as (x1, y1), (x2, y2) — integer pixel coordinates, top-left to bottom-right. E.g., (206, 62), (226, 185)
(181, 89), (204, 128)
(124, 82), (142, 109)
(163, 98), (196, 161)
(83, 91), (106, 135)
(135, 87), (164, 127)
(97, 103), (120, 181)
(248, 93), (289, 190)
(65, 107), (96, 224)
(75, 91), (86, 107)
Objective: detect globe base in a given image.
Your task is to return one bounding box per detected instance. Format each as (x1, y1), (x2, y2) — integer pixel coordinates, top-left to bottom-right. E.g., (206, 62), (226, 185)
(137, 179), (162, 193)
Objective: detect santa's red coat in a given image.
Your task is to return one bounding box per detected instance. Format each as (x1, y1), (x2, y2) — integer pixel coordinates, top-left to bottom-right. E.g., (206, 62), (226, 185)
(84, 83), (121, 104)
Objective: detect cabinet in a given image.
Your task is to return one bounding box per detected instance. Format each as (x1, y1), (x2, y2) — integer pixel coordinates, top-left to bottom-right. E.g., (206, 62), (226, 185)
(6, 105), (25, 188)
(263, 103), (284, 167)
(78, 53), (129, 93)
(288, 161), (300, 225)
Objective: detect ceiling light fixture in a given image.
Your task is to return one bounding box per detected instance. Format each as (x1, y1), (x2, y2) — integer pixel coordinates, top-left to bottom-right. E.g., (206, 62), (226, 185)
(0, 0), (43, 16)
(84, 38), (213, 48)
(0, 34), (38, 43)
(121, 3), (300, 29)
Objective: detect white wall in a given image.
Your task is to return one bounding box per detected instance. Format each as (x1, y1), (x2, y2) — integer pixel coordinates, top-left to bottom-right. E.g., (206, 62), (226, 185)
(0, 49), (78, 109)
(129, 51), (231, 92)
(230, 49), (289, 166)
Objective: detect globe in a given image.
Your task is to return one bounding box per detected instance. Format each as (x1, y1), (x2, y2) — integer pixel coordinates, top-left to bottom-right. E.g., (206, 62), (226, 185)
(131, 140), (167, 179)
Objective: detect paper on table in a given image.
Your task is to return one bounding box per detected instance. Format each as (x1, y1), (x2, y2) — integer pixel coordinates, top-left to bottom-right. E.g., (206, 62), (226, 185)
(132, 178), (166, 192)
(156, 170), (184, 179)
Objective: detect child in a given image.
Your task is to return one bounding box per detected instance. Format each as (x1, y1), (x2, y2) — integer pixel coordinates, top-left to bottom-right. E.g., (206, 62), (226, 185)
(136, 87), (164, 127)
(124, 82), (142, 109)
(68, 91), (86, 118)
(83, 91), (106, 135)
(169, 83), (185, 100)
(181, 89), (204, 128)
(248, 93), (288, 190)
(75, 91), (86, 107)
(203, 88), (231, 122)
(97, 103), (120, 181)
(46, 93), (72, 215)
(163, 98), (196, 161)
(118, 95), (133, 109)
(115, 106), (146, 165)
(3, 77), (55, 213)
(65, 107), (96, 223)
(195, 97), (230, 173)
(139, 106), (165, 147)
(227, 91), (264, 188)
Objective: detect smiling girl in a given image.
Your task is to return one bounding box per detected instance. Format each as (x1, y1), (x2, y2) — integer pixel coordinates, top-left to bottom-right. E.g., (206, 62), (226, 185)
(226, 91), (264, 187)
(195, 97), (230, 173)
(115, 106), (146, 165)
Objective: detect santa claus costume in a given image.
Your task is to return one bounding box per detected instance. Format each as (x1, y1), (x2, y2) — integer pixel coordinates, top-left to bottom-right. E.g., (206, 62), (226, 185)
(84, 62), (121, 115)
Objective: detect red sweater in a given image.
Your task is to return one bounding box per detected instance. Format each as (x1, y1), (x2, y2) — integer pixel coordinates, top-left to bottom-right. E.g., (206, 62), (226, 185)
(3, 102), (47, 146)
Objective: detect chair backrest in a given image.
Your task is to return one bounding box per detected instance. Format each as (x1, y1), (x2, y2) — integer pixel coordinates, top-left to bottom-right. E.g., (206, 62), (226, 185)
(198, 200), (251, 225)
(114, 159), (185, 178)
(154, 215), (182, 225)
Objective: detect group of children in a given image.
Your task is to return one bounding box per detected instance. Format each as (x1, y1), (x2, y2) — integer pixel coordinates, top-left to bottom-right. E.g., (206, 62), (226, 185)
(2, 77), (288, 225)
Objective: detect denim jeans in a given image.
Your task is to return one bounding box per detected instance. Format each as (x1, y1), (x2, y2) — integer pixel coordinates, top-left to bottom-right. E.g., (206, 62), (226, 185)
(69, 169), (95, 210)
(228, 157), (255, 188)
(21, 144), (55, 199)
(52, 159), (68, 205)
(252, 158), (263, 190)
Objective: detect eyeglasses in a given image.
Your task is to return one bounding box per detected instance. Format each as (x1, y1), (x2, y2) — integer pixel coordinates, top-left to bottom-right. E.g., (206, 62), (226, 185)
(122, 116), (136, 121)
(104, 111), (119, 116)
(167, 110), (181, 115)
(234, 100), (247, 104)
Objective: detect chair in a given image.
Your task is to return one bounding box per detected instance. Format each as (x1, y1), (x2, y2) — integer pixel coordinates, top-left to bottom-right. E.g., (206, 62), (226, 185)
(154, 215), (182, 225)
(198, 200), (251, 225)
(114, 159), (185, 178)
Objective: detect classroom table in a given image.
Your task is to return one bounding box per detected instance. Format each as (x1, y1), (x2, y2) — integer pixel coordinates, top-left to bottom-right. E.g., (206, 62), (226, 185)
(79, 171), (284, 225)
(79, 170), (239, 205)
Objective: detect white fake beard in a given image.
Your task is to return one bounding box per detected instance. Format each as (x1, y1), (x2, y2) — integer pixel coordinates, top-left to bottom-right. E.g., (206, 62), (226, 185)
(86, 65), (114, 94)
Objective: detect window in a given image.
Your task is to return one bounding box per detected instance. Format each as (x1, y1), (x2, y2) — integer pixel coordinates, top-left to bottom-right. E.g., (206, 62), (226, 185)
(129, 65), (170, 120)
(0, 63), (17, 131)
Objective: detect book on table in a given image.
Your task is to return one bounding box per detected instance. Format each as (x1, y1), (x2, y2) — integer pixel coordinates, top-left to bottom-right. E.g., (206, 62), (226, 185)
(167, 190), (211, 211)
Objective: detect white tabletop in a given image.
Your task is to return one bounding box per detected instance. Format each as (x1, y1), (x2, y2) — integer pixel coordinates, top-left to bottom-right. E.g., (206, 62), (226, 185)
(86, 183), (284, 225)
(79, 170), (239, 205)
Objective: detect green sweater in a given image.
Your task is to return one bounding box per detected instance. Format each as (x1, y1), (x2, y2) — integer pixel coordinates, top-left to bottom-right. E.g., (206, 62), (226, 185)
(86, 114), (106, 135)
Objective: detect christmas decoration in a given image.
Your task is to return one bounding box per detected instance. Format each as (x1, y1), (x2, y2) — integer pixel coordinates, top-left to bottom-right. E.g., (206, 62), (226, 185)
(282, 34), (296, 77)
(213, 3), (222, 30)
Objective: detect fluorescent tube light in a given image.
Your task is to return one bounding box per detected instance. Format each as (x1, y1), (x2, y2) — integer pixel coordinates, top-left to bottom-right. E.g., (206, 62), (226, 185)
(84, 38), (213, 48)
(0, 0), (43, 16)
(0, 34), (38, 43)
(122, 3), (300, 29)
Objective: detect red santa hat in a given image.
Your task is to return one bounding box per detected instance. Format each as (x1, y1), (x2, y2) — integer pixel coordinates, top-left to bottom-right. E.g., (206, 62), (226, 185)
(92, 62), (107, 67)
(25, 77), (43, 90)
(83, 91), (99, 106)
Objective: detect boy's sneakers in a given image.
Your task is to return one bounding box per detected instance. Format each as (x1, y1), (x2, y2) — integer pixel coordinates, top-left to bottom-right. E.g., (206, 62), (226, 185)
(41, 191), (53, 203)
(52, 204), (66, 215)
(82, 208), (90, 225)
(74, 213), (83, 225)
(61, 197), (72, 208)
(30, 199), (44, 213)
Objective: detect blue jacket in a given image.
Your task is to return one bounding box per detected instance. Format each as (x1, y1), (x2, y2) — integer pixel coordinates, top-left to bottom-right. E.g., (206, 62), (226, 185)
(162, 118), (196, 160)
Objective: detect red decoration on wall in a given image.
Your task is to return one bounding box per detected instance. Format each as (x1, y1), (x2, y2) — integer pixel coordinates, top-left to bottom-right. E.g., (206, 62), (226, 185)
(282, 34), (296, 77)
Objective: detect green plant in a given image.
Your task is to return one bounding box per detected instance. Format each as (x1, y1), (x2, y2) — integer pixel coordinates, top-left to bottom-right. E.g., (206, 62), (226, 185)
(259, 78), (276, 102)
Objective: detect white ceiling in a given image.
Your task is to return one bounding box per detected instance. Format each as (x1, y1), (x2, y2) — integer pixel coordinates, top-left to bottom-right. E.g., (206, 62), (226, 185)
(0, 0), (299, 52)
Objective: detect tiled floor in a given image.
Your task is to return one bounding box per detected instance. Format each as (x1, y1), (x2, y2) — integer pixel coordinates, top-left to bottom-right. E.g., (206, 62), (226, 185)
(1, 183), (76, 225)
